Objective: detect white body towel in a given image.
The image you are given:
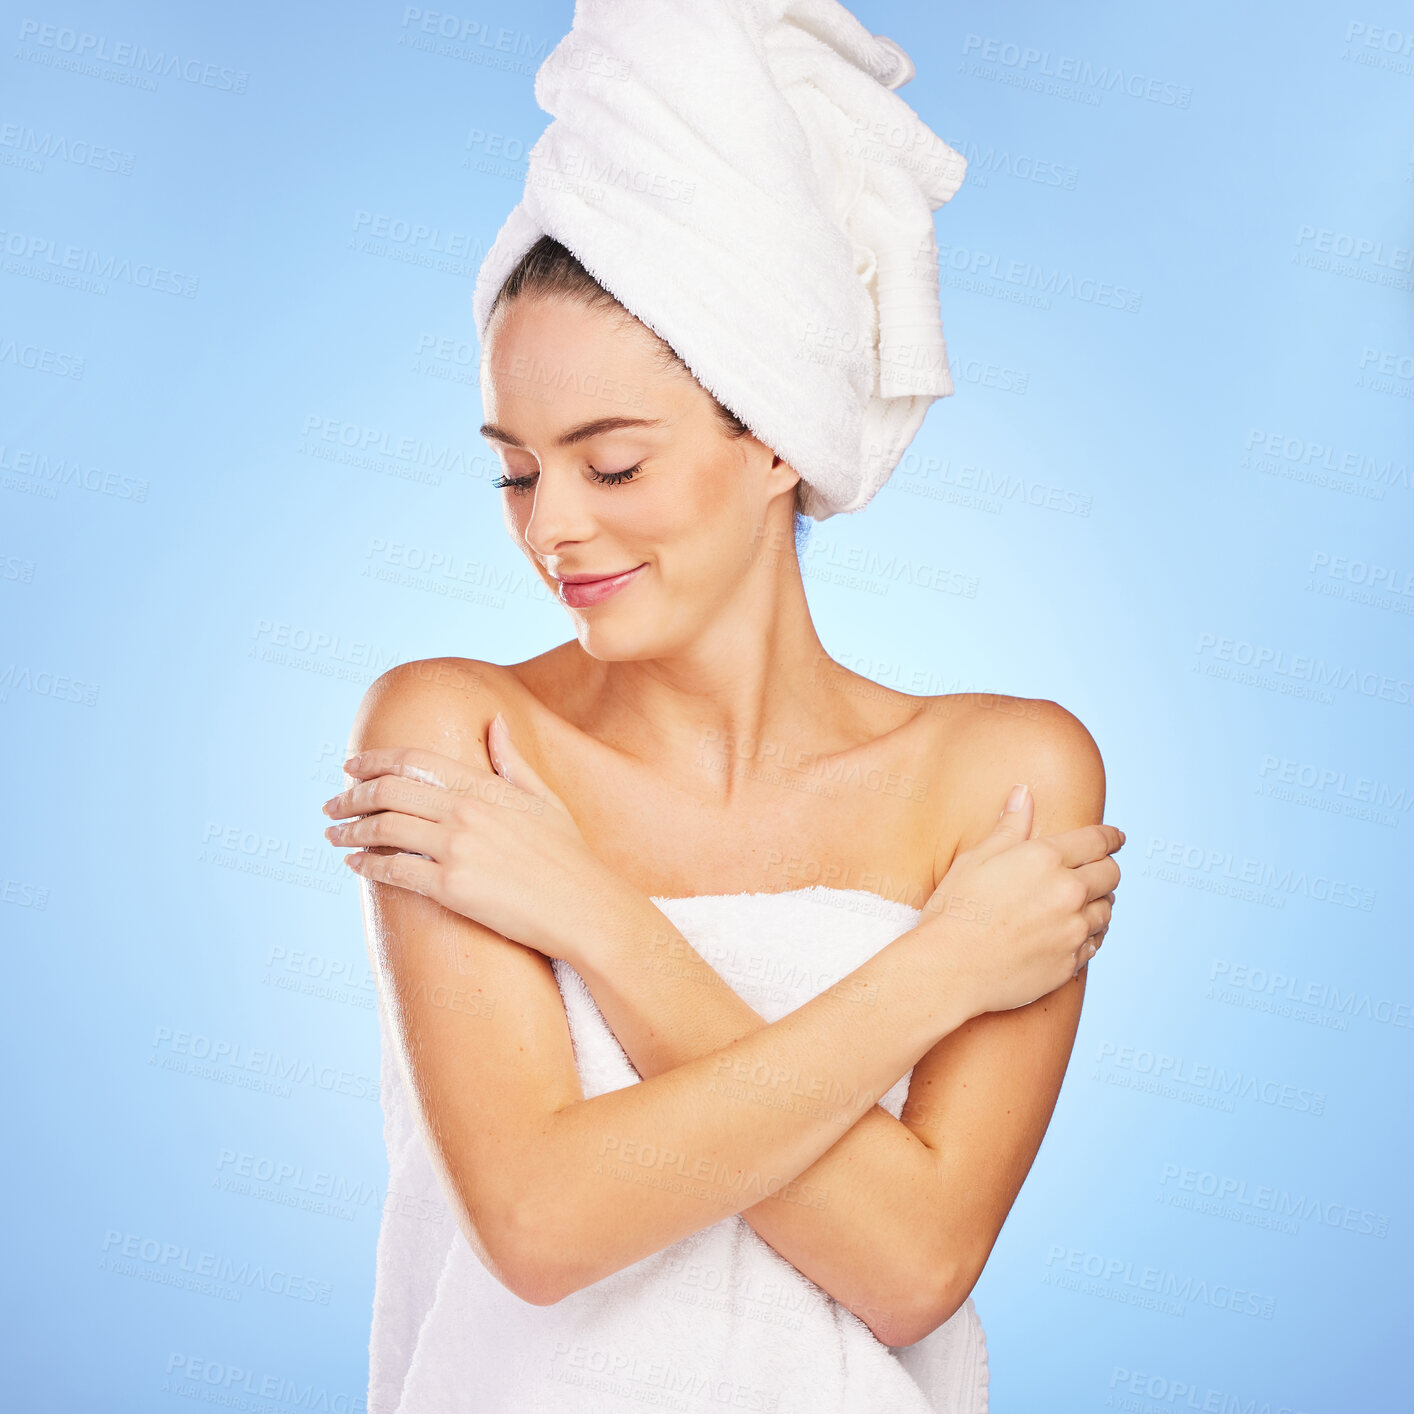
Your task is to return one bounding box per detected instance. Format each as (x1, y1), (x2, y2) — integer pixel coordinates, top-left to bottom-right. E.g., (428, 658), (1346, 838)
(367, 886), (989, 1413)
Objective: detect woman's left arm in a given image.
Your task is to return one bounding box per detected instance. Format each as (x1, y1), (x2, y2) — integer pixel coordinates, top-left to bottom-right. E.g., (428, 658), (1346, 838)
(532, 699), (1109, 1348)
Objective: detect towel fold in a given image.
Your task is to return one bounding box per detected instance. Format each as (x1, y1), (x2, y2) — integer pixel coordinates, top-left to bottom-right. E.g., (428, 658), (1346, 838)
(471, 0), (967, 520)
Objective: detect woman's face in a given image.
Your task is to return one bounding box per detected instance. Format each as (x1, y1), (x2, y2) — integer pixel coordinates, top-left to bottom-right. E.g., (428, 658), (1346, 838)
(479, 293), (799, 660)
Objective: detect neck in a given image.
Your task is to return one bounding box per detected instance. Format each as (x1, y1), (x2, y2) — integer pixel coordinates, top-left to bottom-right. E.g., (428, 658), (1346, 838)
(569, 517), (878, 794)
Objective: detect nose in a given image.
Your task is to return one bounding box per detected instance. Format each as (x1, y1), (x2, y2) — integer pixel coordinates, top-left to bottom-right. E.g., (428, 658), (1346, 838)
(518, 464), (595, 557)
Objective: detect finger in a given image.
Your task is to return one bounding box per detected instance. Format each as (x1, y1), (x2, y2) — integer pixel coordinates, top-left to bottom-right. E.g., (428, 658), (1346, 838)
(323, 773), (453, 823)
(974, 783), (1036, 857)
(1072, 917), (1108, 976)
(1050, 822), (1125, 868)
(327, 812), (444, 859)
(486, 713), (555, 801)
(346, 849), (440, 897)
(1081, 893), (1113, 939)
(342, 745), (487, 794)
(1072, 935), (1100, 978)
(1073, 856), (1121, 902)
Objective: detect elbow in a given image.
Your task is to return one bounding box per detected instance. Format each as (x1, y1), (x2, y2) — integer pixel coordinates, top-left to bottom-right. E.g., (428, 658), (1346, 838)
(469, 1133), (616, 1306)
(853, 1283), (938, 1349)
(921, 1269), (977, 1344)
(492, 1187), (589, 1308)
(442, 1177), (570, 1307)
(501, 1257), (569, 1309)
(864, 1297), (941, 1350)
(868, 1258), (979, 1349)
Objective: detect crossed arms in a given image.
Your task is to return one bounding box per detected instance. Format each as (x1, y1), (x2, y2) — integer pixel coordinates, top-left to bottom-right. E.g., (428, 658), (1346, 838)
(344, 660), (1104, 1347)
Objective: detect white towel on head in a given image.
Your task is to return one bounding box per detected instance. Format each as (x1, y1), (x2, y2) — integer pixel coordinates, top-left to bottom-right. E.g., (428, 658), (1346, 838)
(471, 0), (967, 521)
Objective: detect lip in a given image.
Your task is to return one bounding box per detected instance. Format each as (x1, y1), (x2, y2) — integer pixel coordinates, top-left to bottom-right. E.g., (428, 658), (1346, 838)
(554, 562), (647, 608)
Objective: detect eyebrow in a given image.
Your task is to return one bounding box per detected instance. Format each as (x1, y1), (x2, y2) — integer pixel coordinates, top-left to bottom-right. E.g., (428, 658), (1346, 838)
(478, 415), (668, 449)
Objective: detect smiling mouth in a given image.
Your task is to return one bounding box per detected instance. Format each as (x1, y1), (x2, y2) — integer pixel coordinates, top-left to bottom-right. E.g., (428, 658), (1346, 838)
(555, 568), (640, 585)
(554, 563), (647, 607)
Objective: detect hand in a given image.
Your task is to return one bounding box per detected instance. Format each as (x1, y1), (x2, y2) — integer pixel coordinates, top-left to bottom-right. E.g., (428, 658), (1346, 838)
(321, 714), (623, 959)
(920, 784), (1123, 1016)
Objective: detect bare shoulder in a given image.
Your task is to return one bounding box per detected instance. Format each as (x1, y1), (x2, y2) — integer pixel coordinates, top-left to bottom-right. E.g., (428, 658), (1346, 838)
(925, 692), (1108, 859)
(346, 656), (528, 762)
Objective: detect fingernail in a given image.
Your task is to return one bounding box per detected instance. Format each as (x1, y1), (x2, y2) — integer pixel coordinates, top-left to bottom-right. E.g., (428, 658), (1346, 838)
(1005, 783), (1027, 812)
(343, 754), (362, 771)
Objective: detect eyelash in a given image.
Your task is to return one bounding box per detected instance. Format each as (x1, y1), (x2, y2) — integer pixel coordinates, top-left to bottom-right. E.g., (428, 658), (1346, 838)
(492, 463), (644, 494)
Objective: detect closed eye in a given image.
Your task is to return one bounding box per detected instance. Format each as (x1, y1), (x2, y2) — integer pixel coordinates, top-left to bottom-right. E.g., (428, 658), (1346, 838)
(588, 462), (643, 486)
(491, 463), (644, 493)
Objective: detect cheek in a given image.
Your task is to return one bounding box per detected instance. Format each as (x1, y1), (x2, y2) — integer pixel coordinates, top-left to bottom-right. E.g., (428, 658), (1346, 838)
(614, 461), (723, 541)
(658, 462), (760, 586)
(661, 452), (751, 527)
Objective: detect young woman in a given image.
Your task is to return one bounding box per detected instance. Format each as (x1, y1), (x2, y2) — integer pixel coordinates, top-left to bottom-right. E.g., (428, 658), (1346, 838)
(323, 0), (1124, 1405)
(322, 238), (1123, 1414)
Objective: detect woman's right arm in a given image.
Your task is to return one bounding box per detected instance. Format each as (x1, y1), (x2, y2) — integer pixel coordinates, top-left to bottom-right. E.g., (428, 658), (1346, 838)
(347, 659), (979, 1306)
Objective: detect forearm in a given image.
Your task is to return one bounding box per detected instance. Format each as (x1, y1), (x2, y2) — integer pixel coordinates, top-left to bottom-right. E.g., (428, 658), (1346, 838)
(566, 886), (968, 1341)
(515, 896), (973, 1305)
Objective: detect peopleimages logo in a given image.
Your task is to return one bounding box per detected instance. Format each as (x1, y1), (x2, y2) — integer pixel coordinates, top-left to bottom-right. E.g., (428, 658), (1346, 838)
(1143, 835), (1376, 910)
(1108, 1367), (1311, 1414)
(16, 19), (250, 92)
(960, 33), (1193, 107)
(163, 1354), (364, 1410)
(1158, 1163), (1389, 1238)
(0, 225), (198, 296)
(0, 122), (137, 175)
(100, 1231), (331, 1304)
(150, 1025), (380, 1102)
(1094, 1042), (1326, 1116)
(1043, 1245), (1275, 1319)
(1208, 959), (1414, 1033)
(1257, 754), (1411, 813)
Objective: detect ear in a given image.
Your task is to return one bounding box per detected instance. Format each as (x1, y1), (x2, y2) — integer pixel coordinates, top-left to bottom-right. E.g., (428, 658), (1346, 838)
(768, 453), (803, 501)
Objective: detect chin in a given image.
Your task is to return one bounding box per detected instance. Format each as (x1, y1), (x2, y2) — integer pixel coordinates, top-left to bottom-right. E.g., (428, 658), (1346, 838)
(572, 621), (663, 662)
(568, 603), (690, 662)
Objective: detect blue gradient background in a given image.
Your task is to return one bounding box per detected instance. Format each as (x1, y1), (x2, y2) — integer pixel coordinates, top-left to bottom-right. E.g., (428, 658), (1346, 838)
(3, 1), (1410, 1409)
